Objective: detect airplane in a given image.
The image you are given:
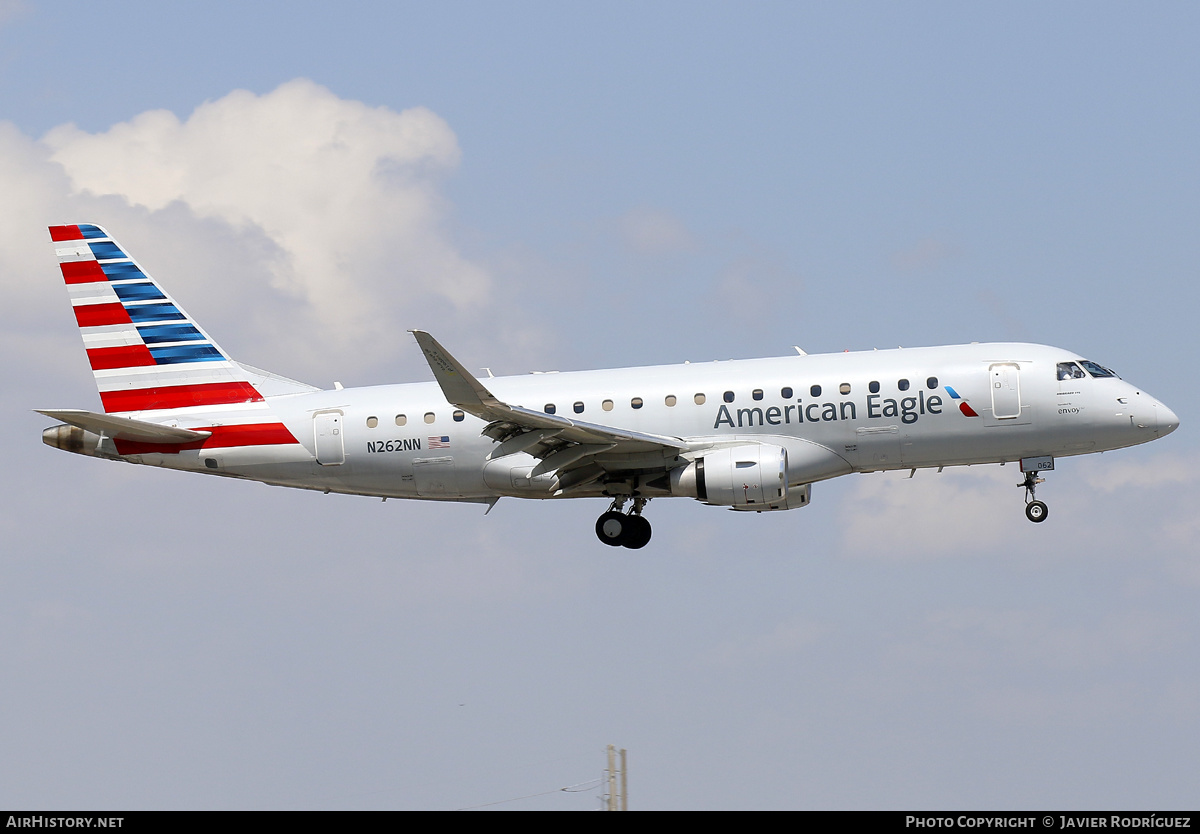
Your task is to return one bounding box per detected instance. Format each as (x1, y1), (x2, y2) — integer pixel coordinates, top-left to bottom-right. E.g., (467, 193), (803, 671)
(39, 224), (1180, 549)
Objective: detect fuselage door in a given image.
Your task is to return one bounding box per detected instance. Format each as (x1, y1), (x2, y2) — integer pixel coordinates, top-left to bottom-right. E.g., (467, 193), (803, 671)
(314, 411), (345, 465)
(989, 363), (1022, 419)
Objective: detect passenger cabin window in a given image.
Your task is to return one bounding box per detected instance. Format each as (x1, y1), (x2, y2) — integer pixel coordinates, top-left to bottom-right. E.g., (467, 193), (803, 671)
(665, 395), (677, 407)
(424, 412), (436, 424)
(453, 410), (464, 422)
(752, 389), (764, 401)
(1057, 362), (1087, 381)
(602, 399), (614, 411)
(366, 416), (378, 428)
(573, 402), (585, 413)
(869, 381), (880, 394)
(631, 397), (644, 409)
(1080, 360), (1118, 379)
(723, 391), (735, 403)
(544, 403), (556, 415)
(694, 393), (706, 405)
(395, 414), (407, 426)
(810, 385), (821, 397)
(781, 387), (793, 399)
(898, 379), (910, 391)
(839, 383), (851, 395)
(927, 376), (938, 389)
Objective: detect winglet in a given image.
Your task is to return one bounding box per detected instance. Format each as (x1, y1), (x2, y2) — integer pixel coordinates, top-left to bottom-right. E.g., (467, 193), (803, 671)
(409, 331), (688, 455)
(410, 330), (501, 416)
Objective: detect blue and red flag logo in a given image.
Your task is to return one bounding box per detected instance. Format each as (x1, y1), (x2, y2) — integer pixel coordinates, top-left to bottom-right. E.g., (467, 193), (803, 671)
(944, 386), (979, 417)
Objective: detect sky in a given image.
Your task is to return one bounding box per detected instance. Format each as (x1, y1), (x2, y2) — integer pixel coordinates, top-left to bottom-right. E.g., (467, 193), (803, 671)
(2, 1), (1198, 810)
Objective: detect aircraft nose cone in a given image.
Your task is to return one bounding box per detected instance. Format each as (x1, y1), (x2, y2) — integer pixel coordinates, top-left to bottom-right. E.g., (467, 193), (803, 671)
(1157, 402), (1180, 437)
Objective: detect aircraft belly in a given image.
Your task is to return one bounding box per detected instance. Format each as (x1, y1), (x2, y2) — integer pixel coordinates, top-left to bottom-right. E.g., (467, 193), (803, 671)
(850, 425), (902, 469)
(412, 456), (456, 495)
(333, 447), (492, 499)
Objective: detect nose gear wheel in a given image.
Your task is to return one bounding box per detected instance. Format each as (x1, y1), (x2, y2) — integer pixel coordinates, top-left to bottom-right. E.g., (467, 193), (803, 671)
(1019, 471), (1049, 523)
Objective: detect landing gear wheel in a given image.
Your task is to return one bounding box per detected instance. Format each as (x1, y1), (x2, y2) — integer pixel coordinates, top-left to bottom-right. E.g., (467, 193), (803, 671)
(1025, 500), (1048, 523)
(595, 511), (628, 546)
(622, 515), (652, 550)
(1018, 471), (1049, 524)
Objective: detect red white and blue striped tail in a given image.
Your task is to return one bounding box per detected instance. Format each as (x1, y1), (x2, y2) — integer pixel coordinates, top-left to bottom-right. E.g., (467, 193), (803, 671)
(50, 223), (267, 415)
(47, 223), (311, 459)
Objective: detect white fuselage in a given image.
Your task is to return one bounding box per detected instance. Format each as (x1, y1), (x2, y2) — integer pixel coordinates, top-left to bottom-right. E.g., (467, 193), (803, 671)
(119, 342), (1177, 504)
(42, 224), (1180, 543)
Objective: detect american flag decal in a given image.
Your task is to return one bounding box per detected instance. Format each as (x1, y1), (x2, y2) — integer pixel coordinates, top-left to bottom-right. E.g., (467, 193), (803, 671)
(428, 436), (451, 449)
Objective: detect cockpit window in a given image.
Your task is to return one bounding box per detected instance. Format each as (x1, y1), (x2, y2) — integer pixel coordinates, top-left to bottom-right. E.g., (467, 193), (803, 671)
(1057, 362), (1086, 381)
(1080, 360), (1118, 379)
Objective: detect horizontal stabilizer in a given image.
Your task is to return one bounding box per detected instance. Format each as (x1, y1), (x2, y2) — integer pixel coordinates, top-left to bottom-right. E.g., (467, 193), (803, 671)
(35, 408), (212, 443)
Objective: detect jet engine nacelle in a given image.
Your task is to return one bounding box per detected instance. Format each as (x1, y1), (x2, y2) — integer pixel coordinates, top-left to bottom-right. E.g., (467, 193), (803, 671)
(670, 444), (808, 511)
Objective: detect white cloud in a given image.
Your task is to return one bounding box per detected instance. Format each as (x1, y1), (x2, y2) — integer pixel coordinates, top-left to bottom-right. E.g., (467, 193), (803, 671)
(711, 254), (802, 329)
(0, 0), (26, 26)
(912, 607), (1179, 672)
(838, 466), (1013, 559)
(704, 618), (829, 668)
(0, 122), (73, 307)
(1081, 451), (1200, 492)
(39, 79), (489, 357)
(881, 605), (1188, 726)
(889, 237), (957, 272)
(837, 448), (1200, 564)
(617, 207), (696, 256)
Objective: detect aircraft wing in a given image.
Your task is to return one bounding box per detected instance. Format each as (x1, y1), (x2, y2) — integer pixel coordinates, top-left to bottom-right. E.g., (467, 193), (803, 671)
(411, 330), (687, 491)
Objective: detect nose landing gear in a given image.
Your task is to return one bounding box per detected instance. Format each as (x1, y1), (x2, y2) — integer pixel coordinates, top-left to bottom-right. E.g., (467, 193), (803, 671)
(1020, 471), (1048, 523)
(595, 497), (653, 549)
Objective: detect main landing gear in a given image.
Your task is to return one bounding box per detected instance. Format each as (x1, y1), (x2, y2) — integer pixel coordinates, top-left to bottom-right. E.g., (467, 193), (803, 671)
(595, 497), (652, 549)
(1019, 471), (1049, 523)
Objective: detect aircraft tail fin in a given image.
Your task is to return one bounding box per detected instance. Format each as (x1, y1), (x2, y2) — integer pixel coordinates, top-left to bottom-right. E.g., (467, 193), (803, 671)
(50, 224), (268, 414)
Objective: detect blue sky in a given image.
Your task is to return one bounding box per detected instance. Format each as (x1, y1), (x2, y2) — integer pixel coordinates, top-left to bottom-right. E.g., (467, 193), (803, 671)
(1, 1), (1197, 809)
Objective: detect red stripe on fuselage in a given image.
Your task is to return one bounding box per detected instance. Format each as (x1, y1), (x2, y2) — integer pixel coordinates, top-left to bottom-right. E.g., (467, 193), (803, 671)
(203, 423), (299, 448)
(49, 225), (83, 241)
(87, 344), (156, 370)
(113, 422), (299, 456)
(100, 381), (264, 413)
(61, 261), (107, 284)
(74, 303), (132, 327)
